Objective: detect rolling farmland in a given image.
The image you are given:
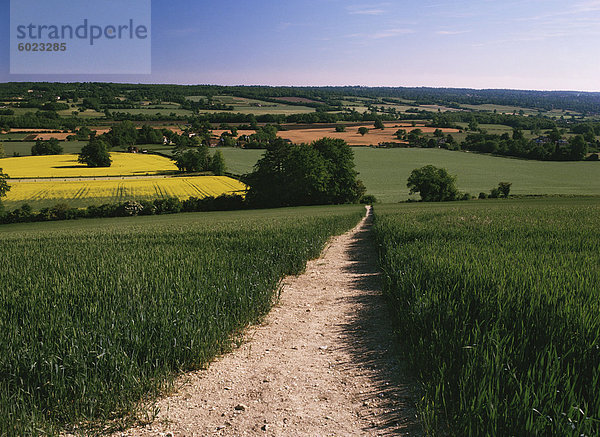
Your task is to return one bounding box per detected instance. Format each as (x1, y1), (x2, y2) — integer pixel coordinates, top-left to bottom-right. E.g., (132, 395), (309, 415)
(1, 81), (599, 435)
(215, 147), (600, 202)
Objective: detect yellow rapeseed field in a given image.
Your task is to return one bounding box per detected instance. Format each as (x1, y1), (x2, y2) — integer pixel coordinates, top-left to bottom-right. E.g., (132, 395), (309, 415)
(4, 177), (247, 204)
(1, 153), (178, 178)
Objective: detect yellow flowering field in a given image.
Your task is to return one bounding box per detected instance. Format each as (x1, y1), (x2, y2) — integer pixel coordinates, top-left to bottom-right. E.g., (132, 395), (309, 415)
(1, 153), (178, 178)
(4, 176), (247, 206)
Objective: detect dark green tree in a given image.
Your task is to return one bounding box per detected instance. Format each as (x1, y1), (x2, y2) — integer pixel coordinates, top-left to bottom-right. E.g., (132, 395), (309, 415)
(498, 182), (512, 198)
(105, 121), (138, 148)
(512, 129), (524, 141)
(548, 128), (562, 143)
(0, 168), (11, 213)
(78, 138), (112, 167)
(210, 150), (226, 176)
(31, 138), (63, 155)
(568, 135), (588, 160)
(358, 127), (369, 136)
(311, 138), (365, 204)
(175, 146), (210, 172)
(244, 139), (328, 207)
(137, 125), (163, 144)
(407, 165), (459, 202)
(244, 138), (364, 207)
(374, 119), (385, 130)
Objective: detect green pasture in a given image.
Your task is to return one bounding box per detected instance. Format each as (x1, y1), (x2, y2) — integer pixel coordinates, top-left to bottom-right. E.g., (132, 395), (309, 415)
(216, 147), (600, 203)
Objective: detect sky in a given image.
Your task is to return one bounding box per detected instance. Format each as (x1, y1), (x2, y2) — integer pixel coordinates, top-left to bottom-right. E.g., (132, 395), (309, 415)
(2, 0), (600, 91)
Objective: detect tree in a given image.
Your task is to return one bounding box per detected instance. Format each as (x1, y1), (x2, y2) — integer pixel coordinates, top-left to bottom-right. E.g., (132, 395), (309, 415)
(0, 168), (10, 213)
(335, 125), (346, 132)
(568, 135), (588, 160)
(548, 128), (562, 143)
(498, 182), (512, 198)
(311, 137), (365, 204)
(175, 146), (210, 172)
(137, 124), (162, 144)
(31, 138), (63, 155)
(244, 139), (327, 207)
(512, 129), (524, 141)
(358, 127), (369, 136)
(78, 138), (112, 167)
(244, 137), (364, 207)
(407, 165), (459, 202)
(210, 150), (226, 176)
(220, 135), (237, 147)
(105, 121), (138, 148)
(374, 119), (385, 130)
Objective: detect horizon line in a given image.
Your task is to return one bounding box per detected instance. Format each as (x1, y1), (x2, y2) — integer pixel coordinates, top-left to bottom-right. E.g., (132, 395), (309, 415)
(2, 80), (600, 94)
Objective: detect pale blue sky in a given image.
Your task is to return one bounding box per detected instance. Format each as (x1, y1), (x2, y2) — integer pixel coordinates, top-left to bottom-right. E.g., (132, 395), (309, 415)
(2, 0), (600, 90)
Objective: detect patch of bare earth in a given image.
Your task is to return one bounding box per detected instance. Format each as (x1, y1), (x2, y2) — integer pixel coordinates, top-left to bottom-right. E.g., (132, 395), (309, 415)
(117, 207), (421, 436)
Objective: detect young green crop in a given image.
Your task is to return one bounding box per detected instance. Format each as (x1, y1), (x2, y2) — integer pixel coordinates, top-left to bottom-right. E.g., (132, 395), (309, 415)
(0, 205), (363, 434)
(373, 198), (600, 435)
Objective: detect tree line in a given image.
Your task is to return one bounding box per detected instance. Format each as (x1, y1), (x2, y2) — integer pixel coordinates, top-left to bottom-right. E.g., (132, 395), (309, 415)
(4, 83), (600, 114)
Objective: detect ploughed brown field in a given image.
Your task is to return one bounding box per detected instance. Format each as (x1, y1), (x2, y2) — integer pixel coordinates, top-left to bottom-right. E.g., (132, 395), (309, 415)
(7, 128), (65, 133)
(277, 123), (458, 146)
(212, 123), (458, 146)
(31, 133), (72, 141)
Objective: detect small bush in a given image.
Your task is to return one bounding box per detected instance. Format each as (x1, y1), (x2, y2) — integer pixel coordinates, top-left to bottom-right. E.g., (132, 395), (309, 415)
(360, 194), (378, 204)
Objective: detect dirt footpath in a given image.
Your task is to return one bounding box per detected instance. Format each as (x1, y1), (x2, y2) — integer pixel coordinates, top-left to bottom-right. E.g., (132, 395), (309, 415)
(120, 207), (421, 436)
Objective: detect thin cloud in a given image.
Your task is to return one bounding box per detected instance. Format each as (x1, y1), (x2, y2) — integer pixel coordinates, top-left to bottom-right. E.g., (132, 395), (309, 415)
(436, 30), (470, 35)
(350, 8), (385, 15)
(372, 28), (414, 38)
(346, 3), (389, 16)
(347, 27), (414, 39)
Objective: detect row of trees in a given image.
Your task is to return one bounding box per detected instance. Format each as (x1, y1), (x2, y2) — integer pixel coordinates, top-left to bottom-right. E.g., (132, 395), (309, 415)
(6, 82), (600, 114)
(461, 131), (589, 161)
(31, 138), (63, 156)
(1, 195), (245, 224)
(395, 126), (593, 161)
(174, 147), (226, 175)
